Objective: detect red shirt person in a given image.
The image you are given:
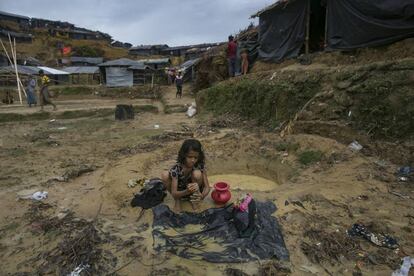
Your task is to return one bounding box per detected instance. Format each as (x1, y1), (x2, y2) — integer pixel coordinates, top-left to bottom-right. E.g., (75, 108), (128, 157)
(227, 35), (237, 77)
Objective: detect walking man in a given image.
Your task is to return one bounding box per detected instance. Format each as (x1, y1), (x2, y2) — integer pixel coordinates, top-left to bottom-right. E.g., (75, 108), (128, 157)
(38, 70), (57, 111)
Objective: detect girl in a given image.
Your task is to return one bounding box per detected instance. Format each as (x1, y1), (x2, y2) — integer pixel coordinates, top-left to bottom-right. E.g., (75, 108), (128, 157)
(161, 139), (210, 212)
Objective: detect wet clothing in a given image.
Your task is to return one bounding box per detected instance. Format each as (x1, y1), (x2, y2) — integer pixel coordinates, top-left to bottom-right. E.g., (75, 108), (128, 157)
(26, 78), (37, 106)
(169, 162), (205, 193)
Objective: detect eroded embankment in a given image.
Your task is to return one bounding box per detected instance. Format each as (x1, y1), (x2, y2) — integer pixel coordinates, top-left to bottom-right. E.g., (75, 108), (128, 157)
(197, 59), (414, 165)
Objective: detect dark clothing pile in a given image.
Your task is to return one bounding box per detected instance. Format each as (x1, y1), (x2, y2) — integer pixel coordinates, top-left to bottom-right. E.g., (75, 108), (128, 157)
(130, 178), (166, 209)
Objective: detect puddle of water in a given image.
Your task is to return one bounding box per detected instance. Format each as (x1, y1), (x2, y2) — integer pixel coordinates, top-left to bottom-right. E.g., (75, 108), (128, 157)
(209, 174), (278, 191)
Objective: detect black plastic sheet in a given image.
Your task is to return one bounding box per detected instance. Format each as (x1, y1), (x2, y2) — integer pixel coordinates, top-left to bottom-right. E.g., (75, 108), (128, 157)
(152, 201), (289, 263)
(327, 0), (414, 50)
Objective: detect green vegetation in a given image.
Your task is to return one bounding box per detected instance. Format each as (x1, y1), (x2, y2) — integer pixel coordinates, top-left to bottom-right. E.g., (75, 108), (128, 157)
(298, 150), (324, 166)
(0, 104), (158, 123)
(197, 76), (321, 128)
(274, 142), (300, 152)
(72, 45), (105, 57)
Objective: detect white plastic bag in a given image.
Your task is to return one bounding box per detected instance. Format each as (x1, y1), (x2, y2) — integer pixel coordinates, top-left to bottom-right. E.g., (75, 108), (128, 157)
(186, 102), (197, 118)
(348, 141), (363, 151)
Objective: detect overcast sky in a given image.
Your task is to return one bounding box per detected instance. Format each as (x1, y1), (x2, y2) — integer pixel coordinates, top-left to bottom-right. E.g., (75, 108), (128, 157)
(0, 0), (273, 46)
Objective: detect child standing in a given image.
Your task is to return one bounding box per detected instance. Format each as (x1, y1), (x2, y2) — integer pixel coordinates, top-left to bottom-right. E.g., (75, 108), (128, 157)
(161, 139), (210, 212)
(175, 70), (183, 98)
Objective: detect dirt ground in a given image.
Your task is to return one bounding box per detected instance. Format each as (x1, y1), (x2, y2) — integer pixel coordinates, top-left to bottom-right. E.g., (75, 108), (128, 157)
(0, 84), (413, 275)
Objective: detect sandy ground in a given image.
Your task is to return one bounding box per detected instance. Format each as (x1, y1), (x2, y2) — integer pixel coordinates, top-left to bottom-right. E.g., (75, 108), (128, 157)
(0, 84), (413, 275)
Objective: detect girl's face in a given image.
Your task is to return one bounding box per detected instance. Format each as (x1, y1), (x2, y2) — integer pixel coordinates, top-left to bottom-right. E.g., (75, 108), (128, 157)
(184, 150), (199, 168)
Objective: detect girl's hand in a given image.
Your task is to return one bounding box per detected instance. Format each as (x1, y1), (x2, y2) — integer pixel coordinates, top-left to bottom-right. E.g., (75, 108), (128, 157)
(187, 183), (199, 193)
(190, 192), (202, 202)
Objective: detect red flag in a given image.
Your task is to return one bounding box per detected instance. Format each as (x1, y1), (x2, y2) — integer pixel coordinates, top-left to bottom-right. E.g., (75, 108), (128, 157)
(62, 46), (71, 56)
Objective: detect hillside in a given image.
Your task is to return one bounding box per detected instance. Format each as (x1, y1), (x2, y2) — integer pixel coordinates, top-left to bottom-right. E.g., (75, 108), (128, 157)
(0, 14), (129, 65)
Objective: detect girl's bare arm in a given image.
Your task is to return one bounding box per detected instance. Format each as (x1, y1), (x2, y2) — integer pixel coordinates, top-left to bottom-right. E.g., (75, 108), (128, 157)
(171, 178), (192, 199)
(201, 171), (210, 199)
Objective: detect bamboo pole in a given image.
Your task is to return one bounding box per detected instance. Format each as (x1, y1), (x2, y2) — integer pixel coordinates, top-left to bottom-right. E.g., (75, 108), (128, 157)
(9, 35), (22, 104)
(324, 3), (328, 49)
(0, 37), (27, 99)
(305, 0), (311, 55)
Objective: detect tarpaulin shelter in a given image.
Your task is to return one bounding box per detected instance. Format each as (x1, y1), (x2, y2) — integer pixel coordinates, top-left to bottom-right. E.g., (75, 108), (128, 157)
(98, 58), (146, 87)
(179, 58), (201, 81)
(251, 0), (414, 62)
(61, 66), (100, 84)
(0, 65), (69, 85)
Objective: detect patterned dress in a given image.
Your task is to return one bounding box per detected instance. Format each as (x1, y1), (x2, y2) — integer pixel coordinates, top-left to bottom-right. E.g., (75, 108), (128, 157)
(169, 162), (205, 192)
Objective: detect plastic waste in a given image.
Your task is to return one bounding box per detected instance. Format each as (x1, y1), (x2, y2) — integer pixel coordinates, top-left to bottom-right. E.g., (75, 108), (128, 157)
(31, 191), (48, 201)
(69, 264), (90, 276)
(186, 102), (197, 118)
(348, 141), (363, 151)
(392, 256), (414, 276)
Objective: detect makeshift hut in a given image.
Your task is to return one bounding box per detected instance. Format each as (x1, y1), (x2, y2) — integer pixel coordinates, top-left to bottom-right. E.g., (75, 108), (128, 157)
(0, 11), (30, 28)
(251, 0), (414, 62)
(61, 66), (100, 84)
(129, 45), (168, 56)
(179, 58), (201, 82)
(0, 65), (38, 86)
(98, 58), (153, 87)
(37, 66), (70, 85)
(59, 56), (104, 66)
(0, 29), (33, 43)
(141, 58), (171, 70)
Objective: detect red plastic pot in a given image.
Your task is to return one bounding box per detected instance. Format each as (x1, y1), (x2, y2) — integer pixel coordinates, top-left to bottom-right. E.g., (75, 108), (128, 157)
(211, 181), (231, 205)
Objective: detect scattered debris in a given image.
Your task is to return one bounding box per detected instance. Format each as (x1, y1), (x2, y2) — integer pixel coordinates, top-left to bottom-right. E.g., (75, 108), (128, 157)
(154, 124), (160, 129)
(301, 228), (361, 265)
(116, 142), (160, 156)
(348, 223), (398, 249)
(348, 141), (363, 152)
(127, 178), (147, 188)
(397, 166), (413, 182)
(30, 191), (48, 201)
(68, 264), (90, 276)
(52, 164), (96, 182)
(392, 256), (414, 276)
(151, 131), (193, 142)
(258, 260), (291, 276)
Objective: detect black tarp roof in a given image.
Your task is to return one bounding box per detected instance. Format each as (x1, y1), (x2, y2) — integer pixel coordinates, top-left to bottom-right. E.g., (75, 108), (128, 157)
(253, 0), (414, 62)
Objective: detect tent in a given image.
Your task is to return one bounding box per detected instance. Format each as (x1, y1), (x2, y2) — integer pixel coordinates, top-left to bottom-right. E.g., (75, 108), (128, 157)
(252, 0), (414, 62)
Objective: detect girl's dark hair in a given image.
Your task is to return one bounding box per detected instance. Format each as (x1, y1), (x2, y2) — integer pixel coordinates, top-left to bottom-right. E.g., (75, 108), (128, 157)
(177, 139), (205, 166)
